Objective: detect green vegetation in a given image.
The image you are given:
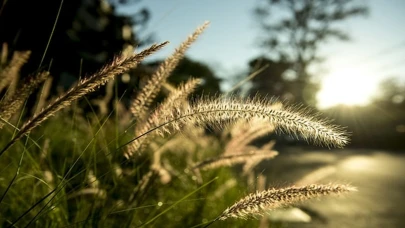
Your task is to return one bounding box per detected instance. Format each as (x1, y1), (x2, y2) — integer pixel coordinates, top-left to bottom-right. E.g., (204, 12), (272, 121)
(0, 22), (352, 227)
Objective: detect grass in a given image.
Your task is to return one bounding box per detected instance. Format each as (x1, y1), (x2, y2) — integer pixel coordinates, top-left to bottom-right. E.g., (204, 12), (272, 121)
(0, 22), (353, 227)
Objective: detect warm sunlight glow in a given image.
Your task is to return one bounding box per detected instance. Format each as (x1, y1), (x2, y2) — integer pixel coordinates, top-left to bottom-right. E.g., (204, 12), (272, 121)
(317, 67), (378, 109)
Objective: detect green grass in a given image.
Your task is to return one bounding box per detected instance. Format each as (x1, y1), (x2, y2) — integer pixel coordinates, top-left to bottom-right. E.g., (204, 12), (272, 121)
(0, 21), (351, 228)
(0, 109), (265, 227)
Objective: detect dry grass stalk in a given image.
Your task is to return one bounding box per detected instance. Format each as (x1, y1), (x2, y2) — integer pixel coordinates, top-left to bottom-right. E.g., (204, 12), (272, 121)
(128, 169), (159, 204)
(218, 184), (356, 220)
(242, 141), (277, 176)
(0, 71), (49, 129)
(67, 188), (107, 200)
(33, 76), (53, 114)
(255, 175), (267, 215)
(145, 141), (176, 184)
(180, 125), (215, 150)
(149, 130), (209, 171)
(87, 170), (100, 189)
(0, 50), (31, 93)
(226, 102), (282, 138)
(0, 43), (8, 66)
(67, 170), (106, 200)
(91, 79), (114, 116)
(256, 174), (267, 191)
(162, 81), (177, 94)
(128, 96), (349, 154)
(151, 164), (172, 184)
(193, 151), (278, 171)
(126, 78), (202, 157)
(0, 42), (168, 156)
(150, 141), (197, 183)
(258, 215), (270, 228)
(139, 78), (202, 136)
(150, 136), (192, 159)
(130, 21), (209, 120)
(190, 97), (347, 147)
(154, 78), (202, 118)
(260, 140), (276, 150)
(211, 178), (237, 199)
(40, 138), (51, 162)
(148, 138), (186, 165)
(224, 118), (276, 155)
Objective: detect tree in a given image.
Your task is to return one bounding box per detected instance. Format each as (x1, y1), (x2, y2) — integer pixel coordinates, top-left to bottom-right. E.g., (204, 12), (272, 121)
(0, 0), (151, 112)
(373, 77), (405, 107)
(248, 56), (290, 99)
(0, 0), (149, 74)
(252, 0), (368, 106)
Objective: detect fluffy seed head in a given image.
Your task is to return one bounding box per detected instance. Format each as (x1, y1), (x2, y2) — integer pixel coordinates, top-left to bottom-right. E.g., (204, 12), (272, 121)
(219, 184), (356, 220)
(125, 96), (349, 159)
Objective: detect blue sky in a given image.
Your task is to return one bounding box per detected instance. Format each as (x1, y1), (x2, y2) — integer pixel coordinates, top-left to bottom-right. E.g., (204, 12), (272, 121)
(118, 0), (405, 109)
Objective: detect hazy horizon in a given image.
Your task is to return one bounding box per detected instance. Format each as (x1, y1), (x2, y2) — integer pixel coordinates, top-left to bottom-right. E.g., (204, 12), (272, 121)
(118, 0), (405, 109)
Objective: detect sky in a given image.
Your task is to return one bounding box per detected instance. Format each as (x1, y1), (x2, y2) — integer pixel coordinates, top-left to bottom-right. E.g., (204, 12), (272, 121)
(118, 0), (405, 109)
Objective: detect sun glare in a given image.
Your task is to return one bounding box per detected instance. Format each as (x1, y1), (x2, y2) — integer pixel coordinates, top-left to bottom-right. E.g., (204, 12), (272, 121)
(317, 67), (377, 109)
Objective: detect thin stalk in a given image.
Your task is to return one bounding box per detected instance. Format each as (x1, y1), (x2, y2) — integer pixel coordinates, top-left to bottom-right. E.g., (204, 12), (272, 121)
(138, 177), (218, 227)
(38, 0), (64, 69)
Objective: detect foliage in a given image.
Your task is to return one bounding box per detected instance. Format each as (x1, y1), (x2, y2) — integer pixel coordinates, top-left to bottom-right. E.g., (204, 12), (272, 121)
(0, 0), (152, 116)
(0, 21), (352, 228)
(252, 0), (368, 106)
(373, 77), (405, 106)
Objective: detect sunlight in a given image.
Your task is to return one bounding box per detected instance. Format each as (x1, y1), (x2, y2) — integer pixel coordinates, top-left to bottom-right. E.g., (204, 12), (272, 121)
(317, 67), (378, 109)
(339, 155), (375, 172)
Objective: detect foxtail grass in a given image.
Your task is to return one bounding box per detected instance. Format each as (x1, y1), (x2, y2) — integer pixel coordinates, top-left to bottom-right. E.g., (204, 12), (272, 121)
(192, 151), (278, 171)
(124, 96), (349, 159)
(0, 42), (168, 156)
(130, 21), (209, 120)
(223, 117), (277, 155)
(218, 184), (356, 221)
(0, 71), (49, 129)
(126, 78), (202, 157)
(0, 50), (31, 93)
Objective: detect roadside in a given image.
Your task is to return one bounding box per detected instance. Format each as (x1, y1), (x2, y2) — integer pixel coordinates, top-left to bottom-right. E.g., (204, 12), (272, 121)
(257, 148), (405, 228)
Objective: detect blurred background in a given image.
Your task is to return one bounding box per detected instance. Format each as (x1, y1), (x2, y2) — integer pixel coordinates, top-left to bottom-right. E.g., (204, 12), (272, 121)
(1, 1), (404, 227)
(1, 0), (404, 150)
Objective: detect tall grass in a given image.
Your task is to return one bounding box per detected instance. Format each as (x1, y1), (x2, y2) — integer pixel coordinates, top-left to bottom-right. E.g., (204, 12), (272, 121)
(0, 22), (353, 227)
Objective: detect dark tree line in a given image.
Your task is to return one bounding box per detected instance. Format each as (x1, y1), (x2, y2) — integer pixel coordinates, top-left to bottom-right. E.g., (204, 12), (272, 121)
(0, 0), (147, 87)
(0, 0), (221, 113)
